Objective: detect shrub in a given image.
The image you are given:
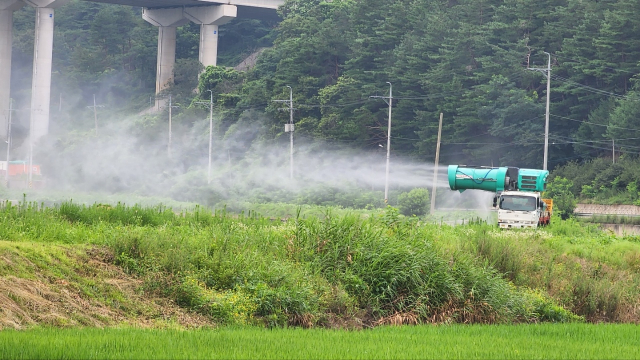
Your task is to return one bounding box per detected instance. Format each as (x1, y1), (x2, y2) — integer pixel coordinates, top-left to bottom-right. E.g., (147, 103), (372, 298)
(397, 188), (430, 216)
(523, 289), (583, 323)
(544, 177), (576, 220)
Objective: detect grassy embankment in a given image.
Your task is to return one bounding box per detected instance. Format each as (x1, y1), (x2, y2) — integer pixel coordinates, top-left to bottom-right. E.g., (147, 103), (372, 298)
(1, 200), (639, 329)
(1, 324), (639, 359)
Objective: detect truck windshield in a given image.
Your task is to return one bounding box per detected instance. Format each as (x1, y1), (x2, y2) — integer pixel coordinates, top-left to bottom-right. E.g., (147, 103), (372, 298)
(500, 195), (537, 211)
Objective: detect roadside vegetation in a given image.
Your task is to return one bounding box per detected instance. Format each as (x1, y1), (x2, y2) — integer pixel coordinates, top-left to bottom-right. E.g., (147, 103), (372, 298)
(1, 200), (639, 330)
(551, 157), (640, 206)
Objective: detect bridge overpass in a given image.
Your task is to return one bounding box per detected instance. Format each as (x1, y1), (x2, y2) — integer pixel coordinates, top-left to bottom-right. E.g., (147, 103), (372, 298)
(0, 0), (283, 143)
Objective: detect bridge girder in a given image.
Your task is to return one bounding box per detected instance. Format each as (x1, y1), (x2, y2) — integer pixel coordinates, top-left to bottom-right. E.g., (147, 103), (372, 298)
(81, 0), (281, 11)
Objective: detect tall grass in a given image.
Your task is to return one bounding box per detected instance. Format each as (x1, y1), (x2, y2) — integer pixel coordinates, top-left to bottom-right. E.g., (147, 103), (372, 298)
(433, 216), (640, 322)
(5, 201), (639, 326)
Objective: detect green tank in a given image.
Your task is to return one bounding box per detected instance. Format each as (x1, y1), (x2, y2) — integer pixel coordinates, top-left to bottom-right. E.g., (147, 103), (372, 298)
(448, 165), (548, 193)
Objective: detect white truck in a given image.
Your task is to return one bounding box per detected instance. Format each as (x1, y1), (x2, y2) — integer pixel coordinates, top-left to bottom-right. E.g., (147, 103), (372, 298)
(494, 190), (551, 229)
(448, 165), (552, 228)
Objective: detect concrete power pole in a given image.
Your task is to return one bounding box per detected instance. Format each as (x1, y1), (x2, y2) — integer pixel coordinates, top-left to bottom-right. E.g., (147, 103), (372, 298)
(273, 86), (295, 179)
(384, 82), (392, 202)
(87, 94), (104, 135)
(93, 94), (98, 135)
(528, 52), (551, 170)
(287, 86), (293, 179)
(543, 52), (551, 171)
(5, 98), (13, 187)
(28, 109), (33, 189)
(167, 95), (179, 157)
(207, 90), (214, 183)
(169, 95), (173, 157)
(195, 90), (214, 184)
(430, 113), (443, 214)
(370, 82), (393, 203)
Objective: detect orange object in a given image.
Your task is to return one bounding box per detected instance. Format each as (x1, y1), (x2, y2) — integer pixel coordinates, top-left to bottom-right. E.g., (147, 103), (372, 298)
(542, 198), (553, 215)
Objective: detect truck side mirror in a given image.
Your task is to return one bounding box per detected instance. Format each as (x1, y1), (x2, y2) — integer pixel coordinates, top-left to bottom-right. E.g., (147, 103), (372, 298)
(492, 195), (498, 208)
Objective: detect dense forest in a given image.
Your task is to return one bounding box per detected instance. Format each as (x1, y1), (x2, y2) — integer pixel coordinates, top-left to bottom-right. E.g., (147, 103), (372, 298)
(8, 0), (640, 206)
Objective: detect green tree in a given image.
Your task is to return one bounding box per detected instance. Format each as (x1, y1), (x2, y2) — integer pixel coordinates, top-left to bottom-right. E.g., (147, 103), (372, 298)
(544, 177), (577, 220)
(397, 188), (430, 217)
(606, 89), (640, 152)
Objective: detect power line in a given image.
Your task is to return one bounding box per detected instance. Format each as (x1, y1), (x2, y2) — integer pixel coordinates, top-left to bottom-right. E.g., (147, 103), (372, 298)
(550, 134), (640, 151)
(549, 134), (640, 155)
(549, 113), (640, 132)
(551, 133), (640, 146)
(550, 52), (640, 76)
(550, 74), (636, 100)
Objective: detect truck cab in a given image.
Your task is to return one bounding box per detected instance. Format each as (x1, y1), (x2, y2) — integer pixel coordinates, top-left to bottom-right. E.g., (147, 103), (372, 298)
(496, 191), (550, 228)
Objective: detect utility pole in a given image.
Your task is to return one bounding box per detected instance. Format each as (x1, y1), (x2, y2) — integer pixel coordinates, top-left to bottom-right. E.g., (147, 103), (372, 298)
(528, 51), (551, 170)
(167, 95), (179, 158)
(5, 99), (13, 188)
(430, 112), (443, 214)
(613, 139), (615, 164)
(28, 106), (33, 189)
(287, 85), (293, 179)
(12, 103), (34, 189)
(86, 94), (104, 135)
(195, 90), (214, 184)
(93, 94), (98, 135)
(273, 86), (295, 179)
(169, 95), (173, 157)
(370, 82), (393, 202)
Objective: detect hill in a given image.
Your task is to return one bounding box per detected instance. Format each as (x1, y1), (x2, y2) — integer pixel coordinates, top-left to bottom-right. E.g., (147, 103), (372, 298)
(0, 242), (211, 329)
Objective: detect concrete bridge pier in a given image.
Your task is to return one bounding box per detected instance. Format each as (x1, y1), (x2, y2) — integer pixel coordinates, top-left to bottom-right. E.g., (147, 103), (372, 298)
(142, 8), (189, 110)
(184, 5), (237, 68)
(23, 0), (70, 141)
(0, 1), (25, 140)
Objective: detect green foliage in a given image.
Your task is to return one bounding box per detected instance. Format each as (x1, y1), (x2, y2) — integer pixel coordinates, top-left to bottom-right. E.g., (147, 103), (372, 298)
(0, 201), (609, 326)
(174, 276), (258, 325)
(10, 0), (640, 176)
(523, 289), (584, 323)
(58, 201), (179, 227)
(397, 188), (430, 216)
(6, 200), (640, 326)
(551, 157), (640, 204)
(544, 177), (577, 219)
(197, 66), (243, 100)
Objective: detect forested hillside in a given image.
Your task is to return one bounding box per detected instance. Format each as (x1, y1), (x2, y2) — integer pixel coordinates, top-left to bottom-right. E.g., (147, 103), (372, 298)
(9, 0), (640, 205)
(225, 0), (640, 169)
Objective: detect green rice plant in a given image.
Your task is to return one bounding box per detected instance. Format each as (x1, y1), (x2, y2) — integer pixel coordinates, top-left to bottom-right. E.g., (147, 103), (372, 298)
(1, 324), (639, 359)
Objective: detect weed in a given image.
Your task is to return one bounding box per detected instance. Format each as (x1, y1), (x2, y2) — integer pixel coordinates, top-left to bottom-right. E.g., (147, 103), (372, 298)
(2, 201), (639, 327)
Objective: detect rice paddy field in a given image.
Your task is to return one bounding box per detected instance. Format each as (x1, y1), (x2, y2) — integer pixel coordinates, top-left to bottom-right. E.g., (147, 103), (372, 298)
(2, 324), (639, 359)
(0, 199), (639, 359)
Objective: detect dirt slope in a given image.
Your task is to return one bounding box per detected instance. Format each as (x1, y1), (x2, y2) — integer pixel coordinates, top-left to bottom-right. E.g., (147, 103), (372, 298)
(0, 242), (212, 330)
